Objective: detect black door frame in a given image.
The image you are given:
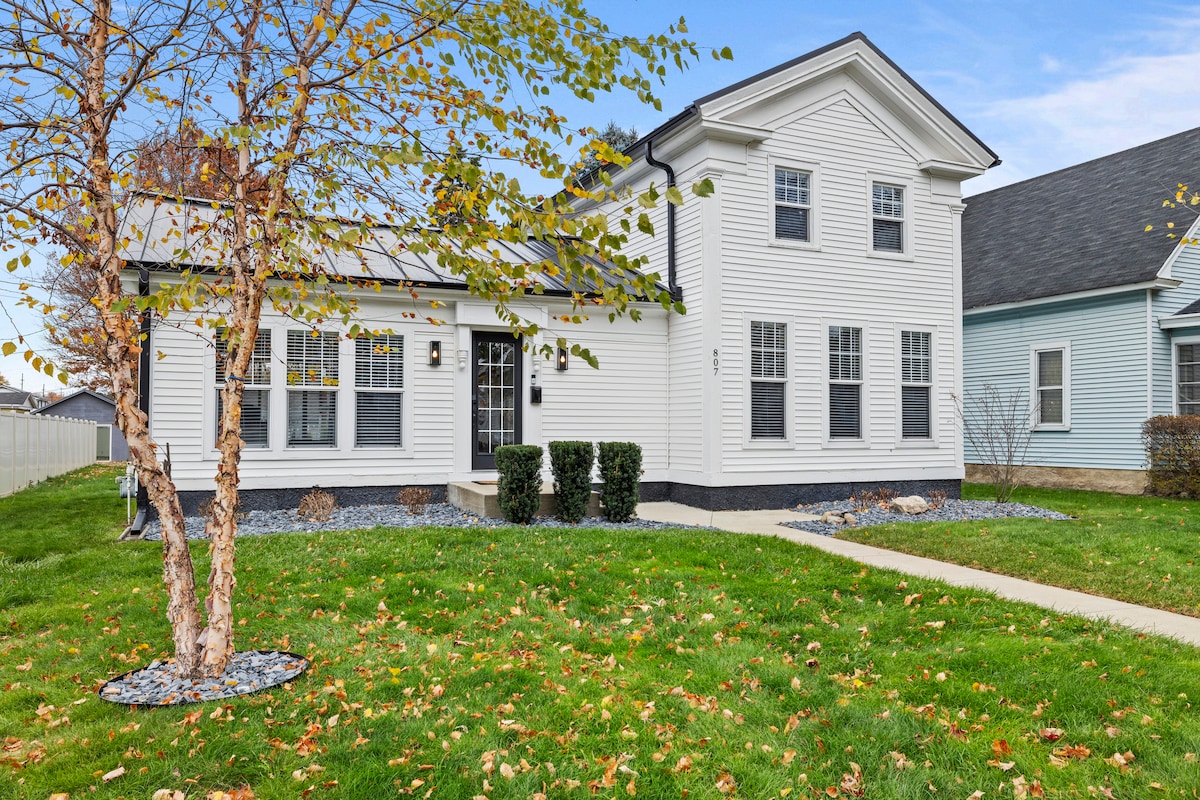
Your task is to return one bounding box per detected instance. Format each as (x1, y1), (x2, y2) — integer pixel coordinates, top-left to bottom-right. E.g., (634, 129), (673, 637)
(471, 332), (523, 470)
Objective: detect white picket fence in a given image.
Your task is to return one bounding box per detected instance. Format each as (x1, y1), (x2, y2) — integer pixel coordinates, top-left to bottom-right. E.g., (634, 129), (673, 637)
(0, 412), (97, 498)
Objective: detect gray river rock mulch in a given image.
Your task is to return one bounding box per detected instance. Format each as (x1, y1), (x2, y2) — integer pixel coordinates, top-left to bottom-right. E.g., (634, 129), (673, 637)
(139, 502), (708, 541)
(782, 498), (1074, 536)
(99, 650), (308, 706)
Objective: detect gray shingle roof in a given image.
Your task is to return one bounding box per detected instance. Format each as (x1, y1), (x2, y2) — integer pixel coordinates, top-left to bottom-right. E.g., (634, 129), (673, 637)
(1175, 298), (1200, 317)
(962, 127), (1200, 310)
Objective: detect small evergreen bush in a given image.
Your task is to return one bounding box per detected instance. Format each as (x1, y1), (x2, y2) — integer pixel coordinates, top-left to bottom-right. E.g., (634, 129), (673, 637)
(597, 441), (641, 522)
(1143, 415), (1200, 497)
(495, 444), (544, 524)
(549, 440), (594, 523)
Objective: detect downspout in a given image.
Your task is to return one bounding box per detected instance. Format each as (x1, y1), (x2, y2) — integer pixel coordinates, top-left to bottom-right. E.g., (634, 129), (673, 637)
(643, 139), (682, 302)
(129, 266), (151, 536)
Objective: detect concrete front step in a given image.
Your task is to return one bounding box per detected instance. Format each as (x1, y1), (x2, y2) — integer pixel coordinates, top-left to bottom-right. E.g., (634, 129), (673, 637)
(448, 481), (601, 520)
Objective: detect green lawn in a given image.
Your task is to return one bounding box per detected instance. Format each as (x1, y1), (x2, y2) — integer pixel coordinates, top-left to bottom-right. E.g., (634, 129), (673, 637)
(3, 468), (1200, 798)
(838, 484), (1199, 616)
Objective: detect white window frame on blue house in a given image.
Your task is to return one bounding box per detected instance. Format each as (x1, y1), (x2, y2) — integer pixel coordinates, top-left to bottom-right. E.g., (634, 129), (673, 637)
(1030, 341), (1071, 431)
(1173, 334), (1200, 416)
(769, 158), (821, 250)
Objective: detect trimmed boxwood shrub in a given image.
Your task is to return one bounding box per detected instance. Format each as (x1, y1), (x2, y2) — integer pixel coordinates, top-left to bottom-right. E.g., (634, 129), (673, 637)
(495, 444), (544, 524)
(549, 440), (594, 523)
(597, 441), (641, 522)
(1143, 415), (1200, 497)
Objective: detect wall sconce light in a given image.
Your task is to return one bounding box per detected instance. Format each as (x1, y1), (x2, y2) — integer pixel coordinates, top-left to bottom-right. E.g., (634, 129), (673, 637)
(429, 340), (442, 367)
(556, 346), (568, 371)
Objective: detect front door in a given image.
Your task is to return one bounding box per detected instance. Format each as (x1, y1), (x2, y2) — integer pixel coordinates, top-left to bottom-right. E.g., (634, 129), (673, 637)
(471, 332), (523, 470)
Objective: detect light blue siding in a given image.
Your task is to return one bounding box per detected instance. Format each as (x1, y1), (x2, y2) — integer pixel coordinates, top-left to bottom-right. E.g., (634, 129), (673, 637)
(964, 292), (1149, 470)
(1153, 241), (1200, 414)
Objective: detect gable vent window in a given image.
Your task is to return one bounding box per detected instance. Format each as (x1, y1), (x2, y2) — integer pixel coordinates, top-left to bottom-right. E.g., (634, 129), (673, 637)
(287, 330), (339, 447)
(774, 167), (811, 242)
(355, 335), (404, 447)
(900, 330), (932, 439)
(750, 321), (787, 439)
(215, 329), (271, 448)
(829, 325), (862, 439)
(1178, 343), (1199, 415)
(871, 183), (904, 253)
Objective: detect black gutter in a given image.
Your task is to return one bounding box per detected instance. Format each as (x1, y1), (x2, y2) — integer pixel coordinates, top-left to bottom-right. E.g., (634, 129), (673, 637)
(132, 266), (151, 534)
(643, 139), (682, 302)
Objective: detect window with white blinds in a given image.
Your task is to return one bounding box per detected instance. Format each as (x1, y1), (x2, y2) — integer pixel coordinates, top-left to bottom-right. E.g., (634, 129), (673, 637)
(900, 330), (932, 439)
(750, 321), (787, 439)
(355, 335), (404, 447)
(1180, 343), (1200, 415)
(215, 329), (271, 447)
(1034, 347), (1065, 427)
(829, 325), (862, 439)
(871, 183), (904, 253)
(287, 330), (339, 447)
(774, 167), (811, 242)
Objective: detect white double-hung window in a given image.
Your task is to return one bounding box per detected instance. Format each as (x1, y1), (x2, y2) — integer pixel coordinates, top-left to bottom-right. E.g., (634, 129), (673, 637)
(829, 325), (863, 439)
(287, 330), (339, 447)
(215, 329), (272, 448)
(749, 321), (787, 440)
(355, 335), (405, 447)
(1031, 343), (1070, 429)
(1178, 343), (1199, 415)
(774, 167), (812, 242)
(900, 330), (932, 439)
(871, 183), (904, 253)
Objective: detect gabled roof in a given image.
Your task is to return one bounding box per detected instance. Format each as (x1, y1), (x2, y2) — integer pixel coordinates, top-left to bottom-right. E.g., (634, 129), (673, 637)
(0, 386), (40, 409)
(32, 388), (115, 416)
(962, 127), (1200, 310)
(1175, 298), (1200, 317)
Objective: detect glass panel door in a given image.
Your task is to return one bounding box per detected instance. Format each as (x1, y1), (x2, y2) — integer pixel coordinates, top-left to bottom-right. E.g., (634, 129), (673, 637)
(472, 333), (522, 470)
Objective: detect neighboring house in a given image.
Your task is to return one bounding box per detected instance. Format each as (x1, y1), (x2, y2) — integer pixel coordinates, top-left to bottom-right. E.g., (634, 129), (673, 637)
(0, 384), (46, 413)
(33, 389), (130, 462)
(962, 128), (1200, 493)
(125, 32), (997, 515)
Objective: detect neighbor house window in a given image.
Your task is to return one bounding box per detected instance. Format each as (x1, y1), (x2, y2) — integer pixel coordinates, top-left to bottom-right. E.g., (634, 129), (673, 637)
(774, 167), (811, 242)
(900, 330), (932, 439)
(871, 183), (904, 253)
(215, 329), (271, 448)
(1179, 343), (1199, 415)
(287, 330), (339, 447)
(1033, 345), (1068, 428)
(829, 325), (862, 439)
(355, 335), (404, 447)
(750, 321), (787, 439)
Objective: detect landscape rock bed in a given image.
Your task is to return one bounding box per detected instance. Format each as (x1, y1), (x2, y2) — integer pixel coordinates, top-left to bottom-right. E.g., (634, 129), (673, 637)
(99, 650), (308, 706)
(783, 498), (1073, 536)
(139, 503), (710, 541)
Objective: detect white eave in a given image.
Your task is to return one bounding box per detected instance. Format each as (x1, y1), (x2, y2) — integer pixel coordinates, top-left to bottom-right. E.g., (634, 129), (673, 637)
(965, 277), (1184, 316)
(1159, 312), (1200, 330)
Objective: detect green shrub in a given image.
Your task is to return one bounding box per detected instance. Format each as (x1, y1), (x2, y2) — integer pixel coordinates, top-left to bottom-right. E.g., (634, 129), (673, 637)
(549, 441), (594, 523)
(597, 441), (641, 522)
(495, 444), (544, 524)
(1143, 415), (1200, 497)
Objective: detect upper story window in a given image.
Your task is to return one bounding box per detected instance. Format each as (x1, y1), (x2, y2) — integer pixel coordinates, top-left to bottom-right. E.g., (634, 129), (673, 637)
(900, 330), (932, 439)
(749, 320), (787, 440)
(215, 329), (272, 448)
(871, 183), (904, 253)
(287, 330), (339, 447)
(1178, 343), (1199, 415)
(829, 325), (863, 439)
(355, 335), (405, 447)
(1032, 344), (1069, 430)
(774, 167), (811, 242)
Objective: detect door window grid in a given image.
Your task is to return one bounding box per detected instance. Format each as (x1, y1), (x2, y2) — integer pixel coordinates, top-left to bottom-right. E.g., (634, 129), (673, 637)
(476, 341), (517, 455)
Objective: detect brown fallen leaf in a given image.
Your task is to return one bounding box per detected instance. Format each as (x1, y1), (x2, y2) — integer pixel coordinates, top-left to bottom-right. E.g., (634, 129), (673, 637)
(715, 772), (737, 794)
(102, 765), (126, 782)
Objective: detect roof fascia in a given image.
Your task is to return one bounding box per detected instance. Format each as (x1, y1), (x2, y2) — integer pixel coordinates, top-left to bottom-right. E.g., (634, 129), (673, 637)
(1159, 313), (1200, 330)
(965, 278), (1184, 316)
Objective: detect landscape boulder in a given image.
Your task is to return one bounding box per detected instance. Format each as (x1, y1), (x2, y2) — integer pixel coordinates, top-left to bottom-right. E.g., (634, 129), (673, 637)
(888, 496), (930, 515)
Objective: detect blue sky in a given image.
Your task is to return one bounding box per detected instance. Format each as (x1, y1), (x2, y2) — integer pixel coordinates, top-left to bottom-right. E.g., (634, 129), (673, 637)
(3, 0), (1200, 391)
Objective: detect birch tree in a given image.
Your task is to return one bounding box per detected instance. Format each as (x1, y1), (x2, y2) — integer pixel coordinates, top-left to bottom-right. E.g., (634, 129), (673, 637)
(0, 0), (722, 679)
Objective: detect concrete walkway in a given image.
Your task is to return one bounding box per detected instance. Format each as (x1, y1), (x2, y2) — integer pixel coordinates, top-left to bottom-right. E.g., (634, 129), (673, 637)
(637, 501), (1200, 647)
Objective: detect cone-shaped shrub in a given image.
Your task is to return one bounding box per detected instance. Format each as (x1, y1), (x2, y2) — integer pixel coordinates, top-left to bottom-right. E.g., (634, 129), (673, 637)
(597, 441), (641, 523)
(549, 440), (595, 523)
(495, 444), (544, 524)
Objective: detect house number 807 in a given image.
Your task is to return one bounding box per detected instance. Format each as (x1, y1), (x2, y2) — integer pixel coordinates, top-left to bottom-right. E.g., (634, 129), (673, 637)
(713, 348), (719, 374)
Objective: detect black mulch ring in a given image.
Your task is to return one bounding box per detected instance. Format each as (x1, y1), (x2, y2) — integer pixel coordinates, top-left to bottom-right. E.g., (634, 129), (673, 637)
(98, 650), (308, 707)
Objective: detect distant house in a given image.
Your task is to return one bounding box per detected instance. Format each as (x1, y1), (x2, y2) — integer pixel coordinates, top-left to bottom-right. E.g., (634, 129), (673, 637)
(124, 32), (997, 514)
(962, 128), (1200, 493)
(0, 384), (46, 413)
(34, 389), (129, 462)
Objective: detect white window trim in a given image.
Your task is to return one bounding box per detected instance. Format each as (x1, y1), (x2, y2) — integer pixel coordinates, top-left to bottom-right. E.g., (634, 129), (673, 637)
(352, 333), (413, 453)
(768, 157), (821, 251)
(822, 318), (871, 448)
(1173, 334), (1200, 415)
(285, 329), (341, 449)
(742, 313), (795, 449)
(1030, 341), (1071, 431)
(865, 173), (914, 261)
(96, 424), (113, 462)
(210, 327), (274, 451)
(894, 324), (939, 448)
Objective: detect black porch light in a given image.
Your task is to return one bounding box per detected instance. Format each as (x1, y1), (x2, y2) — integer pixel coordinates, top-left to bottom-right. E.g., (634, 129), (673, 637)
(429, 340), (442, 366)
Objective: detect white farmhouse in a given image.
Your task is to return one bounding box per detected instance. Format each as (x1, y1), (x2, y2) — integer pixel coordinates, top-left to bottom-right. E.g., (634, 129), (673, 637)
(126, 32), (997, 517)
